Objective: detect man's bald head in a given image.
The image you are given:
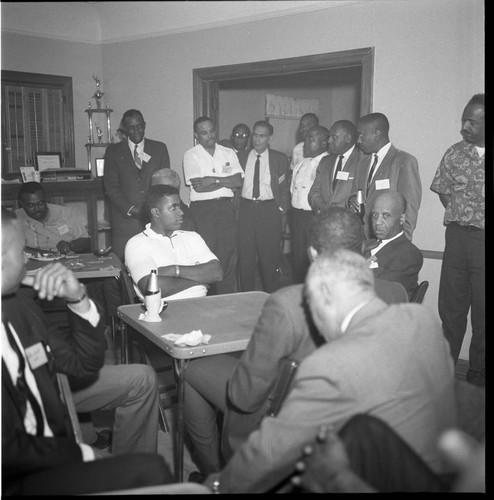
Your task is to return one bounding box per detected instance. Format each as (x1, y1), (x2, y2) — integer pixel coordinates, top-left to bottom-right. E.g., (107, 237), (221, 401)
(370, 190), (407, 240)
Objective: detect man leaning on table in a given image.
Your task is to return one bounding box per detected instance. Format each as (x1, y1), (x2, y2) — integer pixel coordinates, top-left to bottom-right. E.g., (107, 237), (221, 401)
(125, 184), (223, 301)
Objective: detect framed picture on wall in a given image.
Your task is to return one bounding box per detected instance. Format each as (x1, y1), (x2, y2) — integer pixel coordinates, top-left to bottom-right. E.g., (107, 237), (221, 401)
(35, 152), (62, 171)
(95, 158), (105, 177)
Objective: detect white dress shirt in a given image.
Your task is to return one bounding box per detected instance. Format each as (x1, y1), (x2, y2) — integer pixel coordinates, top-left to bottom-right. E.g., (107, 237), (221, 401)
(290, 151), (329, 210)
(241, 149), (274, 200)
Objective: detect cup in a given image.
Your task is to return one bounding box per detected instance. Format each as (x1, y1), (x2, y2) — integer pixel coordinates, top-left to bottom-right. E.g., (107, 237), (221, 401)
(143, 291), (163, 322)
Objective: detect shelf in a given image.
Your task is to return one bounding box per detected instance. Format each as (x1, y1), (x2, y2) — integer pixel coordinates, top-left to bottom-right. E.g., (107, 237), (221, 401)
(85, 143), (113, 148)
(85, 108), (114, 113)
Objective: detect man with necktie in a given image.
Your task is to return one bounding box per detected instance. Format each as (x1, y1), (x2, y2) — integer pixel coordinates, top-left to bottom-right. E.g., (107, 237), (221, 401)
(1, 208), (172, 495)
(103, 109), (170, 262)
(237, 120), (290, 292)
(347, 112), (422, 240)
(290, 125), (329, 282)
(309, 120), (361, 213)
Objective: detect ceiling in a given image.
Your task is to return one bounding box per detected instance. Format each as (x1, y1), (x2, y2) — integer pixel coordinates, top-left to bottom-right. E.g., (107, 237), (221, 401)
(1, 1), (360, 44)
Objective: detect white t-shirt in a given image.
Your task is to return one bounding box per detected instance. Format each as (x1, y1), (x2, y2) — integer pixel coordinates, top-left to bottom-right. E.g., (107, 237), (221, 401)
(183, 143), (243, 202)
(125, 224), (219, 301)
(290, 141), (304, 171)
(290, 151), (329, 210)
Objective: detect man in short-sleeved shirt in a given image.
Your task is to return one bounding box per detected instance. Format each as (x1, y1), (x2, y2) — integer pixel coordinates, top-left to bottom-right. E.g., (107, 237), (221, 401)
(430, 93), (485, 387)
(125, 184), (223, 301)
(183, 116), (243, 294)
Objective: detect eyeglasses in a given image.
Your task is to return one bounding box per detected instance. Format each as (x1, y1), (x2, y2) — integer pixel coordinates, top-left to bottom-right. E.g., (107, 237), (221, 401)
(24, 201), (46, 210)
(233, 133), (249, 138)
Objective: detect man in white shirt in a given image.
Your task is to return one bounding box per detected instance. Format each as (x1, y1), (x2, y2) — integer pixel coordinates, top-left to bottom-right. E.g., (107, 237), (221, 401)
(290, 113), (319, 171)
(183, 116), (243, 294)
(125, 184), (223, 301)
(290, 125), (329, 282)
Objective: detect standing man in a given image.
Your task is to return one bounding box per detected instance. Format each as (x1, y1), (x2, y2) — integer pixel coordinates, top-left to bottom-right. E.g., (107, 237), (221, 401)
(103, 109), (170, 262)
(290, 125), (329, 282)
(219, 123), (251, 154)
(347, 112), (422, 241)
(309, 120), (361, 213)
(290, 113), (319, 171)
(430, 94), (485, 387)
(183, 116), (243, 294)
(237, 121), (290, 292)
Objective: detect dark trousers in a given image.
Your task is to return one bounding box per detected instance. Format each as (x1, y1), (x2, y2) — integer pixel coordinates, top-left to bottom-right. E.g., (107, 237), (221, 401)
(190, 198), (238, 294)
(238, 199), (282, 293)
(291, 208), (314, 283)
(438, 223), (485, 384)
(338, 414), (452, 492)
(6, 453), (173, 495)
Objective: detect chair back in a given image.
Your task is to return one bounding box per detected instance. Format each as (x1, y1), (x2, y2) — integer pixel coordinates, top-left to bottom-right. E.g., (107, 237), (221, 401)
(119, 267), (139, 305)
(410, 280), (429, 303)
(266, 359), (298, 417)
(57, 372), (83, 444)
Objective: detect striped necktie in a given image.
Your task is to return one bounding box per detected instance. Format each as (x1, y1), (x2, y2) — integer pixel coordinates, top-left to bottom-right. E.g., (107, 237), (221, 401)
(366, 154), (378, 193)
(134, 144), (142, 169)
(332, 155), (344, 191)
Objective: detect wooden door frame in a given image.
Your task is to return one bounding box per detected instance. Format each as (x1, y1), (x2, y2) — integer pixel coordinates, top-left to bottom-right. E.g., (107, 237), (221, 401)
(193, 47), (374, 135)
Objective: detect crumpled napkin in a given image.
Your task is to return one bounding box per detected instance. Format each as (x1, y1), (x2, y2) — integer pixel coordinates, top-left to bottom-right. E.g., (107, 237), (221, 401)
(162, 330), (211, 346)
(138, 310), (162, 322)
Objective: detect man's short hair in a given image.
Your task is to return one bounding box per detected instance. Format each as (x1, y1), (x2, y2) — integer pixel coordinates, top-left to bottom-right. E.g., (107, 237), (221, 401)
(232, 123), (250, 134)
(145, 184), (179, 215)
(308, 206), (364, 254)
(308, 125), (330, 142)
(194, 116), (214, 132)
(122, 109), (144, 122)
(151, 169), (181, 189)
(332, 120), (357, 142)
(17, 182), (45, 203)
(253, 120), (273, 136)
(301, 113), (319, 124)
(360, 112), (390, 135)
(468, 94), (484, 107)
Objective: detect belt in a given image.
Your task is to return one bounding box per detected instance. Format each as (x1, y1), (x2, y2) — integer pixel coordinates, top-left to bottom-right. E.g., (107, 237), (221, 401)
(192, 197), (232, 203)
(241, 198), (275, 204)
(451, 222), (483, 231)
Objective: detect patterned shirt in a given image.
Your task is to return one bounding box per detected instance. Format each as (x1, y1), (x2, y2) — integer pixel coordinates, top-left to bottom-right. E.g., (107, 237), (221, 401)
(430, 140), (484, 229)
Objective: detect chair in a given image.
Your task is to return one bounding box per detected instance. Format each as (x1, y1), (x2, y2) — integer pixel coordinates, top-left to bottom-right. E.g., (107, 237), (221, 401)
(57, 372), (83, 444)
(266, 359), (298, 417)
(118, 267), (174, 433)
(410, 280), (429, 303)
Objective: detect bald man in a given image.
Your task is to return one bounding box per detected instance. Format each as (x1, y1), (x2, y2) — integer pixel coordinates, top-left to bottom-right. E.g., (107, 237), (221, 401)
(365, 190), (423, 299)
(290, 113), (319, 171)
(348, 113), (422, 241)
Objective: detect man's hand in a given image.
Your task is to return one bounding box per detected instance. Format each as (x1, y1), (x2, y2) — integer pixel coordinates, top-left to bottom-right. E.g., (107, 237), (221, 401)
(21, 262), (84, 302)
(129, 204), (145, 219)
(190, 176), (219, 192)
(57, 240), (72, 255)
(347, 194), (359, 212)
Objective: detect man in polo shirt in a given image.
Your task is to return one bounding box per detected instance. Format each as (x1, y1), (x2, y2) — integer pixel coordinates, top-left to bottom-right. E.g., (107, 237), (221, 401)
(125, 185), (223, 301)
(183, 116), (243, 294)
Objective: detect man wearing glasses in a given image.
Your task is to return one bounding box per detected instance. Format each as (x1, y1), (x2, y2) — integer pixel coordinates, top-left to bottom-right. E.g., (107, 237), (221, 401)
(219, 123), (251, 154)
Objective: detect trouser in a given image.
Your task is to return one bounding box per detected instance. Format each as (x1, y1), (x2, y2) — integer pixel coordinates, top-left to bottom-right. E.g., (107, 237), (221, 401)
(238, 199), (282, 293)
(190, 198), (238, 294)
(438, 223), (485, 384)
(71, 364), (160, 455)
(183, 354), (240, 474)
(10, 453), (172, 495)
(291, 208), (314, 283)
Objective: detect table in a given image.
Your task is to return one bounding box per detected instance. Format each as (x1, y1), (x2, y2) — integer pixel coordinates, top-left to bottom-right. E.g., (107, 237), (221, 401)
(26, 252), (122, 279)
(117, 291), (269, 481)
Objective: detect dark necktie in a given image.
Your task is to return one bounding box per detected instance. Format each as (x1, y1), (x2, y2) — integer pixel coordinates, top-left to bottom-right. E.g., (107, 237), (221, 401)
(366, 154), (379, 193)
(252, 154), (261, 199)
(3, 321), (45, 436)
(134, 144), (142, 169)
(332, 155), (344, 191)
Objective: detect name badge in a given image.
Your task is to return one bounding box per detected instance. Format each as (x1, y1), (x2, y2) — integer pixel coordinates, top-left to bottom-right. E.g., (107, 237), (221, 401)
(375, 179), (390, 190)
(141, 152), (151, 163)
(25, 342), (49, 370)
(58, 224), (69, 235)
(223, 162), (232, 174)
(336, 171), (349, 181)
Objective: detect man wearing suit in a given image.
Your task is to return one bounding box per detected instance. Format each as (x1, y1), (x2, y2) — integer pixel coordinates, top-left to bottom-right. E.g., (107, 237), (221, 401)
(1, 209), (172, 495)
(237, 121), (290, 292)
(308, 120), (361, 213)
(205, 249), (457, 493)
(182, 207), (409, 480)
(365, 191), (423, 299)
(103, 109), (170, 262)
(347, 112), (422, 240)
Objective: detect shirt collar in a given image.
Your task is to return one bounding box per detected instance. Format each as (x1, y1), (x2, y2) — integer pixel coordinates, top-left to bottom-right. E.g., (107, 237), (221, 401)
(341, 144), (356, 161)
(341, 300), (371, 334)
(144, 223), (179, 239)
(375, 141), (391, 160)
(129, 138), (145, 153)
(370, 231), (403, 255)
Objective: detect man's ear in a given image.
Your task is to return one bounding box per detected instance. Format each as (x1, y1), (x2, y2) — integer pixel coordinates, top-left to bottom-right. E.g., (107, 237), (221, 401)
(150, 207), (159, 218)
(308, 246), (318, 262)
(399, 213), (406, 226)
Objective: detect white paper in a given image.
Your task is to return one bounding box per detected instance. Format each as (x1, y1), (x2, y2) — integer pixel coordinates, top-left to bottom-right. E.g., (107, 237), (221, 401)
(375, 179), (390, 190)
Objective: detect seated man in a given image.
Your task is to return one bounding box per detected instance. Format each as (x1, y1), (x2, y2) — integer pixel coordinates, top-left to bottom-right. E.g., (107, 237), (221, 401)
(151, 168), (196, 231)
(183, 206), (409, 479)
(125, 184), (223, 301)
(16, 181), (90, 255)
(204, 249), (457, 493)
(1, 208), (173, 495)
(365, 190), (423, 299)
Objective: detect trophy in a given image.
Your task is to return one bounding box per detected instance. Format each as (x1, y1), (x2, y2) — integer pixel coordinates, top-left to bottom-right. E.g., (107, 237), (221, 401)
(92, 73), (104, 109)
(95, 122), (103, 144)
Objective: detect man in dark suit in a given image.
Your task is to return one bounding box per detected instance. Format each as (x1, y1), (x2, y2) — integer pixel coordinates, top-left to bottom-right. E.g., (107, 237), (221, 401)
(182, 207), (409, 480)
(204, 249), (457, 493)
(103, 109), (170, 262)
(309, 120), (361, 213)
(347, 112), (422, 240)
(1, 208), (172, 495)
(365, 190), (423, 299)
(237, 120), (290, 292)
